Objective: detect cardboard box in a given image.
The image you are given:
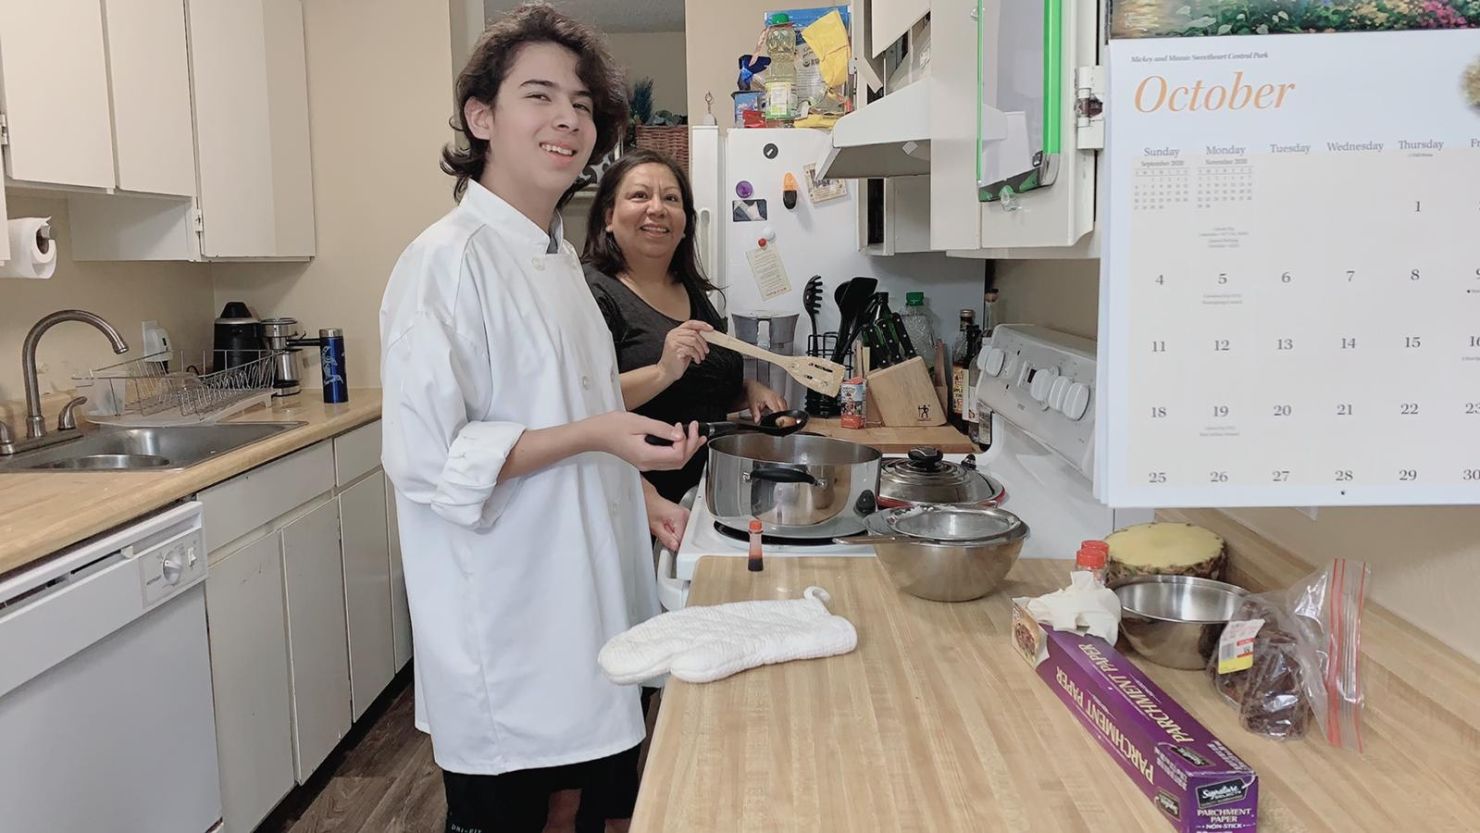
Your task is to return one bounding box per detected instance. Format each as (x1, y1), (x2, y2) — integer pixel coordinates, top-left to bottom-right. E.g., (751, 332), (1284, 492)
(1012, 601), (1259, 832)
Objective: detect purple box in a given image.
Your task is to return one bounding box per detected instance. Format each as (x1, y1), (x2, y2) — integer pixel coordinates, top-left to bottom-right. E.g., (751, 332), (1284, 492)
(1011, 602), (1259, 832)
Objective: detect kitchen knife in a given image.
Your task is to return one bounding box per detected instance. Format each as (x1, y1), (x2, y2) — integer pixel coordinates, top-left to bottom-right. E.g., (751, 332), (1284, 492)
(889, 312), (917, 360)
(876, 317), (905, 366)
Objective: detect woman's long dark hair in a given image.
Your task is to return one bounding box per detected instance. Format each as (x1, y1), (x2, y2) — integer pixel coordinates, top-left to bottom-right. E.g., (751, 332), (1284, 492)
(582, 149), (719, 298)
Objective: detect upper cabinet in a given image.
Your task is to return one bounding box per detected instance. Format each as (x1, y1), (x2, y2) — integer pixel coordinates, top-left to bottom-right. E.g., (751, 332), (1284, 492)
(102, 0), (197, 197)
(63, 0), (316, 261)
(825, 0), (1106, 258)
(187, 0), (315, 258)
(0, 0), (116, 190)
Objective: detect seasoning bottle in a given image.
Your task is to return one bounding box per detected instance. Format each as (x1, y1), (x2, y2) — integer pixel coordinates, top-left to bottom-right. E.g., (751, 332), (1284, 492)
(748, 518), (765, 572)
(1075, 540), (1109, 586)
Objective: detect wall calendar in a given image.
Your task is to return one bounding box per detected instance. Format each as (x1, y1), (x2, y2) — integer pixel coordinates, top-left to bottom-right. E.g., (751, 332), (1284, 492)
(1098, 28), (1480, 507)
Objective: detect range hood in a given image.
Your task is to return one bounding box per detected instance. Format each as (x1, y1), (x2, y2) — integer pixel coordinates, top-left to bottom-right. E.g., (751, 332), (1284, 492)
(815, 78), (931, 180)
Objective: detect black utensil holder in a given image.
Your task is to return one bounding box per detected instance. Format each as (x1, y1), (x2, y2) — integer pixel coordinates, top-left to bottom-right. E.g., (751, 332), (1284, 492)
(805, 332), (851, 417)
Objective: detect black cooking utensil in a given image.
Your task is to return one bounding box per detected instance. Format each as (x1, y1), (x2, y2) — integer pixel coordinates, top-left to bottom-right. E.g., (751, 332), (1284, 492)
(644, 409), (810, 445)
(831, 277), (878, 363)
(803, 275), (823, 336)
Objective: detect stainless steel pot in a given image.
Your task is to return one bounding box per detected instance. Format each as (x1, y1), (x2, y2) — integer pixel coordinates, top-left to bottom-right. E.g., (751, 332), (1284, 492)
(705, 433), (882, 536)
(837, 505), (1029, 602)
(877, 447), (1004, 508)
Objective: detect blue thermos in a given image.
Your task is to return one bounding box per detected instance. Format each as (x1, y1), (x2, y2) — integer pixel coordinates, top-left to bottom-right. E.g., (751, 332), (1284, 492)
(319, 328), (348, 403)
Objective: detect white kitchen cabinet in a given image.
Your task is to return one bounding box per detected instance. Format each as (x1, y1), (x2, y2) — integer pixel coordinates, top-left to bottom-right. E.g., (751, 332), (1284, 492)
(280, 498), (351, 783)
(932, 0), (1102, 256)
(0, 0), (116, 190)
(873, 0), (931, 59)
(101, 0), (197, 196)
(386, 486), (412, 670)
(186, 0), (315, 258)
(340, 472), (395, 719)
(205, 533), (295, 833)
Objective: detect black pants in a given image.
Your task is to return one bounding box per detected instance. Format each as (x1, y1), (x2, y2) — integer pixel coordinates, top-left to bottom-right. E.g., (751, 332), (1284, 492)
(443, 689), (657, 833)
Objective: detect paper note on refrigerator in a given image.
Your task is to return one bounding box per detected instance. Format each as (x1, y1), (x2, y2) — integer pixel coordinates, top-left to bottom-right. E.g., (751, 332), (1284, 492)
(746, 244), (792, 301)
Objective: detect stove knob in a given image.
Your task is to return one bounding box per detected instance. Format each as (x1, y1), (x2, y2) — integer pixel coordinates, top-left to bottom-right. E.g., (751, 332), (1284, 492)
(1029, 369), (1058, 403)
(1048, 377), (1071, 411)
(982, 347), (1006, 377)
(1062, 382), (1091, 421)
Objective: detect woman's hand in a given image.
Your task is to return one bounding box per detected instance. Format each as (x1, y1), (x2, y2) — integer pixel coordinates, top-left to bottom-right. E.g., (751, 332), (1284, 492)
(592, 411), (706, 471)
(644, 489), (690, 552)
(742, 379), (787, 419)
(656, 321), (713, 384)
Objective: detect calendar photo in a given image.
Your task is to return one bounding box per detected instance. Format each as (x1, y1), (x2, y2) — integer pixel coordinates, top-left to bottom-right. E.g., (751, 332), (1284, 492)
(1098, 28), (1480, 507)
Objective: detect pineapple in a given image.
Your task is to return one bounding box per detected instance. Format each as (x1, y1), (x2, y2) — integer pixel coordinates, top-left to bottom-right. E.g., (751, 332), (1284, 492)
(1104, 522), (1226, 586)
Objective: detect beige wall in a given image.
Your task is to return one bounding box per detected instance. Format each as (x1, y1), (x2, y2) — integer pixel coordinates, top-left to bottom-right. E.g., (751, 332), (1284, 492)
(606, 31), (688, 114)
(212, 0), (455, 391)
(0, 195), (213, 423)
(685, 0), (773, 129)
(1224, 508), (1480, 663)
(992, 258), (1099, 339)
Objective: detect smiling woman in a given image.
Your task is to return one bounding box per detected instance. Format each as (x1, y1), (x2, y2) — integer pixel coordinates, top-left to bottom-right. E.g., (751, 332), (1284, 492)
(582, 149), (788, 508)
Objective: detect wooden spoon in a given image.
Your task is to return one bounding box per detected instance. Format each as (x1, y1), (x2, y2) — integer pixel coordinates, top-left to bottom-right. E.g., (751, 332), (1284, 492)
(701, 330), (845, 397)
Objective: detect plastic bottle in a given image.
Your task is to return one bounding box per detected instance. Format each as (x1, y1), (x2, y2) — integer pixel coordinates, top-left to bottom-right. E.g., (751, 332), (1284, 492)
(748, 518), (765, 572)
(1075, 540), (1109, 586)
(763, 13), (796, 126)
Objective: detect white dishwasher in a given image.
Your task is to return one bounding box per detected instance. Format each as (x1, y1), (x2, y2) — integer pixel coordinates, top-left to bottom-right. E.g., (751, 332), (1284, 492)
(0, 501), (222, 833)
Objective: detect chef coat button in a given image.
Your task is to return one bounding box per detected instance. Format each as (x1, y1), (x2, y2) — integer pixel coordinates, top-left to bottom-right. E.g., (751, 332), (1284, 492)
(581, 375), (591, 389)
(532, 258), (545, 271)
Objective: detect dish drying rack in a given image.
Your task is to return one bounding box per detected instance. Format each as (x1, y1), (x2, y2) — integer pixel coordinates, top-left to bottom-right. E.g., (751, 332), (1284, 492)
(75, 350), (281, 426)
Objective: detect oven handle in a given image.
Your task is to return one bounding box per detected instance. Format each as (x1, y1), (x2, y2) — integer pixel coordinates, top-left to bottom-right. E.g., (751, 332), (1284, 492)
(655, 545), (689, 611)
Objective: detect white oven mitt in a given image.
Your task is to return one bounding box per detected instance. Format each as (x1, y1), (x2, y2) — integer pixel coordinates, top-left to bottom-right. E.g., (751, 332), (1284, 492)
(598, 586), (858, 684)
(1025, 571), (1123, 644)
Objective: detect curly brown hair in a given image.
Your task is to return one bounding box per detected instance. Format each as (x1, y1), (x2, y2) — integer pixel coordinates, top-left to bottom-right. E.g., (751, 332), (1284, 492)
(441, 3), (628, 201)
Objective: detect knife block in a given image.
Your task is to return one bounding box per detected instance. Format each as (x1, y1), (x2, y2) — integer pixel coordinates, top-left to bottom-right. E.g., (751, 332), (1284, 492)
(864, 356), (945, 427)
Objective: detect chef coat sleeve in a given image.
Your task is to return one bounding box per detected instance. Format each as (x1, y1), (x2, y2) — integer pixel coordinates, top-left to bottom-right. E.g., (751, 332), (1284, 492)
(382, 311), (525, 530)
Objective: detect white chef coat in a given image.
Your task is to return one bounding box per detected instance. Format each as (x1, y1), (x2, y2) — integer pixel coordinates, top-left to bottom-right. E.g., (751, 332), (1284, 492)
(379, 180), (660, 775)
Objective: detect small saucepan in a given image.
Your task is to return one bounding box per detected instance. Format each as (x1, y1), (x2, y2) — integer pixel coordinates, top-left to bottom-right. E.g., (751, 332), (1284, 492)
(645, 409), (810, 445)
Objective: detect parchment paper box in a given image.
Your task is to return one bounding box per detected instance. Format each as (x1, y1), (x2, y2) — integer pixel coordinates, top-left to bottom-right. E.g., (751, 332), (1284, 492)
(1011, 600), (1259, 832)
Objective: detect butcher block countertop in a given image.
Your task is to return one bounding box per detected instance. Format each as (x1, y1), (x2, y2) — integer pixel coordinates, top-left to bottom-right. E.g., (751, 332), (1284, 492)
(632, 554), (1480, 832)
(802, 418), (978, 453)
(0, 389), (382, 578)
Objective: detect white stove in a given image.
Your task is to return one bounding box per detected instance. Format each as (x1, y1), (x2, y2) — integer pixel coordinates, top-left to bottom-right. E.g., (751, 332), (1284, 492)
(655, 325), (1152, 611)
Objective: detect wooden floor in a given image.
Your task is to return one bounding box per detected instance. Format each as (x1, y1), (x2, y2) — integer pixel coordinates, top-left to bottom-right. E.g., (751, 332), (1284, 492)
(256, 669), (659, 833)
(258, 670), (446, 833)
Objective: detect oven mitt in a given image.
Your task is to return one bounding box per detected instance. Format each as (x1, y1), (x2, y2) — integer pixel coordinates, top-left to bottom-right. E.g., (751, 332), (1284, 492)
(598, 586), (858, 684)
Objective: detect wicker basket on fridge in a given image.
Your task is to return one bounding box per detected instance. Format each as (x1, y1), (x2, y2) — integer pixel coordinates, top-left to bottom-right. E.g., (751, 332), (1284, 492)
(634, 125), (690, 173)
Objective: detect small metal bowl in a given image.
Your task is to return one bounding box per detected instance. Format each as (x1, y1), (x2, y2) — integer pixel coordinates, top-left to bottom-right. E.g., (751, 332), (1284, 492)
(1113, 575), (1248, 669)
(837, 506), (1028, 602)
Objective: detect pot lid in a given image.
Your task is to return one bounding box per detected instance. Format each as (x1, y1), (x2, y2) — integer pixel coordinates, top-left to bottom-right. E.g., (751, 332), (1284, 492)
(867, 505), (1027, 544)
(878, 447), (1001, 504)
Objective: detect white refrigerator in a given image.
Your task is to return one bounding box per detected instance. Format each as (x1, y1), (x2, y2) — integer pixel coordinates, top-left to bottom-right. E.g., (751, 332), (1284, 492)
(689, 126), (984, 405)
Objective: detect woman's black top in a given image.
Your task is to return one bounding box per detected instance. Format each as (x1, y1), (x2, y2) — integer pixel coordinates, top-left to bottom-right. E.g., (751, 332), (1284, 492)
(585, 263), (742, 502)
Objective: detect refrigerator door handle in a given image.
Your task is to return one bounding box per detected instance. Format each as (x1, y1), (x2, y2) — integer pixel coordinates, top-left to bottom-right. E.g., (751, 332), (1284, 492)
(697, 206), (726, 316)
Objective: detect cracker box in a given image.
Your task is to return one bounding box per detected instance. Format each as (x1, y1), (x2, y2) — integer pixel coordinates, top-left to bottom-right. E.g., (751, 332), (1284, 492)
(1011, 601), (1259, 832)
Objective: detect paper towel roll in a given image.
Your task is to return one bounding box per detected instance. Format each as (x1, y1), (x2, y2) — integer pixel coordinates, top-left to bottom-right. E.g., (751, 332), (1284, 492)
(1, 217), (57, 279)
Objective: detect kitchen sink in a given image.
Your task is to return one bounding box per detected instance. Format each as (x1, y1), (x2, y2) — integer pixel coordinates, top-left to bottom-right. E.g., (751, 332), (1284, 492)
(0, 422), (306, 472)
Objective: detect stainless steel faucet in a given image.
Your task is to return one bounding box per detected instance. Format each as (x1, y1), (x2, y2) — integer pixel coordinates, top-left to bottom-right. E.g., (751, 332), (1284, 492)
(4, 310), (129, 455)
